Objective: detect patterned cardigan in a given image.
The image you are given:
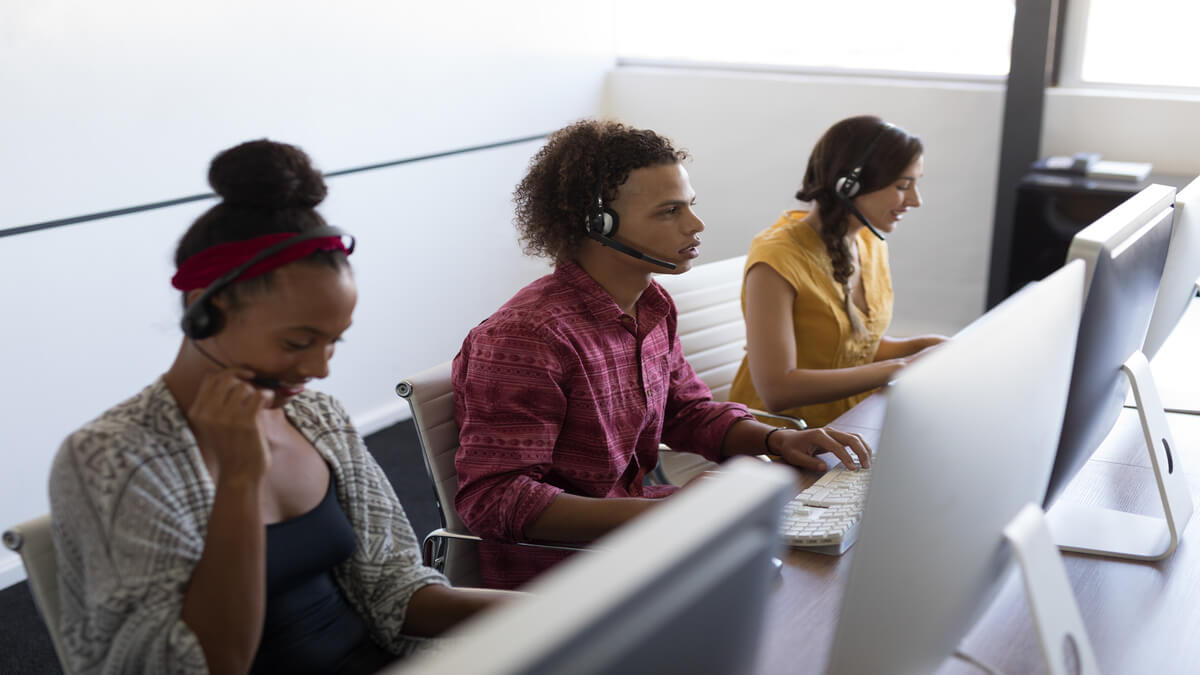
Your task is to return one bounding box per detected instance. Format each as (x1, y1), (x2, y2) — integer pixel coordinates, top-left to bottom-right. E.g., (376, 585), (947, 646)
(48, 378), (448, 674)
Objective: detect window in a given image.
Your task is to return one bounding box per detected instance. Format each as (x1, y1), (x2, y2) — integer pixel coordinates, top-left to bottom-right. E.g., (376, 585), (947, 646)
(614, 0), (1015, 79)
(1072, 0), (1200, 89)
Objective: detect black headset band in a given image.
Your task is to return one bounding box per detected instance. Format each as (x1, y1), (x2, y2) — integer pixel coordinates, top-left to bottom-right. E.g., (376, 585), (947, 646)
(180, 225), (352, 338)
(838, 122), (895, 196)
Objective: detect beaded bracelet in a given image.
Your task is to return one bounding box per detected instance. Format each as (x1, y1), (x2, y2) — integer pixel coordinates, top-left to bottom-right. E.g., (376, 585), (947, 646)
(764, 427), (785, 454)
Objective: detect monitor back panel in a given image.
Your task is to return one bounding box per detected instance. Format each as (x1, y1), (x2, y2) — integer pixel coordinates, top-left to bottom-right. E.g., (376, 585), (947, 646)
(1047, 192), (1174, 507)
(827, 261), (1085, 675)
(1144, 176), (1200, 360)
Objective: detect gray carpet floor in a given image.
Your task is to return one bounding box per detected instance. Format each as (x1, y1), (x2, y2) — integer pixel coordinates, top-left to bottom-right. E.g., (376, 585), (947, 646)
(0, 418), (437, 674)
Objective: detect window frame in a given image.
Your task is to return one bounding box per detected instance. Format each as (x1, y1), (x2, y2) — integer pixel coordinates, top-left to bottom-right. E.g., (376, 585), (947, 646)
(614, 56), (1007, 86)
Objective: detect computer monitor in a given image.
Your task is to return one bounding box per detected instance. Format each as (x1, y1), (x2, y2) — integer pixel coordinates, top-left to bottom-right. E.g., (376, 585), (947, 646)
(827, 261), (1090, 674)
(1044, 184), (1174, 506)
(1041, 184), (1193, 561)
(1142, 176), (1200, 361)
(387, 457), (794, 675)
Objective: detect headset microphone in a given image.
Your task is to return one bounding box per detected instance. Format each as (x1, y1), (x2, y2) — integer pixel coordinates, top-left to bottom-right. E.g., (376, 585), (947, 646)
(833, 122), (894, 242)
(584, 230), (677, 270)
(250, 375), (284, 390)
(845, 201), (888, 242)
(192, 342), (284, 390)
(583, 189), (677, 271)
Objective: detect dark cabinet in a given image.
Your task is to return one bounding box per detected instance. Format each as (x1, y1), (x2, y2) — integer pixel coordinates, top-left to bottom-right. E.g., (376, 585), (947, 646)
(992, 172), (1189, 307)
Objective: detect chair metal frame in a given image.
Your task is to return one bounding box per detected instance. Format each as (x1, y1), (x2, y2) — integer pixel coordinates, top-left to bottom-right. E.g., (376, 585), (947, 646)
(4, 514), (74, 674)
(396, 362), (581, 584)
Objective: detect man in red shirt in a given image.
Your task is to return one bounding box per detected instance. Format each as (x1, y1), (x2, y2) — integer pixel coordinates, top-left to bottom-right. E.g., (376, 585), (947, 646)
(453, 120), (870, 589)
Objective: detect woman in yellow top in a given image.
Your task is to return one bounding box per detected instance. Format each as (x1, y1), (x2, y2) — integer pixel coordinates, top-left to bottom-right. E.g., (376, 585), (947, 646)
(730, 115), (946, 428)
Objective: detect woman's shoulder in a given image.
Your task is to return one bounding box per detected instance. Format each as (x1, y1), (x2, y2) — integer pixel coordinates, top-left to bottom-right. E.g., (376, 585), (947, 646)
(57, 380), (185, 462)
(747, 211), (827, 276)
(52, 379), (193, 514)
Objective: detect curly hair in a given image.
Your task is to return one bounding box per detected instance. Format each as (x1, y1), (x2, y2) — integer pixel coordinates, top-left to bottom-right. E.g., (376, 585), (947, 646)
(174, 139), (347, 311)
(514, 120), (689, 261)
(796, 116), (923, 287)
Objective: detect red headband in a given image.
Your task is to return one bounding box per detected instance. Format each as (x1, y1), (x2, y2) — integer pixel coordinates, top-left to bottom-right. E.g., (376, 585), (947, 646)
(170, 233), (351, 291)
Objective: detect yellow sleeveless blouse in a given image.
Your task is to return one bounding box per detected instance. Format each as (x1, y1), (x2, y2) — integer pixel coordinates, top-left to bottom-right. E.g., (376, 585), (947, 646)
(729, 211), (894, 427)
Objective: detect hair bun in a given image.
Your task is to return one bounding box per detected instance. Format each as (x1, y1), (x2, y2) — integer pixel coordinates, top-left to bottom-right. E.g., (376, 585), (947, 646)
(208, 139), (327, 209)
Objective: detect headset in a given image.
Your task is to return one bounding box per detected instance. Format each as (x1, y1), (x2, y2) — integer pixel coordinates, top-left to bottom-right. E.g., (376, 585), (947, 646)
(584, 184), (677, 271)
(180, 225), (353, 340)
(179, 225), (353, 389)
(834, 121), (895, 241)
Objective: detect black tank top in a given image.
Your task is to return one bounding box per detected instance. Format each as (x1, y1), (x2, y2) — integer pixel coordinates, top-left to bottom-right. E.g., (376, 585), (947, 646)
(249, 476), (395, 675)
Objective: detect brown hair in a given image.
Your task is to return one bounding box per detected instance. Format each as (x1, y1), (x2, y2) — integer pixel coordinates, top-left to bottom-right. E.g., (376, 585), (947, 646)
(513, 119), (689, 261)
(796, 116), (923, 287)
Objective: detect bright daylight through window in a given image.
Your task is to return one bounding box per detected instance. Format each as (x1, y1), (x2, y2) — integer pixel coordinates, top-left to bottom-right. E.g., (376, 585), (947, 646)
(1079, 0), (1200, 89)
(615, 0), (1015, 78)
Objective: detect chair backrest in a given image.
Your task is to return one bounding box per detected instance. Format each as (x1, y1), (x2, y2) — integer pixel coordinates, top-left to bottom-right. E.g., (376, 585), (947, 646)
(655, 255), (748, 402)
(396, 361), (468, 534)
(3, 514), (73, 674)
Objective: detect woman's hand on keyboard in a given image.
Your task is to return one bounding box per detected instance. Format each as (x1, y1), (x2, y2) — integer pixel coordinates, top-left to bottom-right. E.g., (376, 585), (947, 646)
(773, 428), (871, 472)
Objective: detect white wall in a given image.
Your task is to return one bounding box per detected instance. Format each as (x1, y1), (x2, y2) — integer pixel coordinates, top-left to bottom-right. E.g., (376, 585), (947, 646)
(606, 66), (1006, 337)
(0, 1), (611, 588)
(1042, 89), (1200, 175)
(0, 0), (613, 229)
(605, 67), (1200, 339)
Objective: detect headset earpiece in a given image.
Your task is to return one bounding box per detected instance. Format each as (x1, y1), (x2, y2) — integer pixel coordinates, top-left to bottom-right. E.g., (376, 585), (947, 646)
(178, 225), (350, 341)
(835, 174), (862, 199)
(834, 121), (895, 201)
(180, 298), (223, 340)
(585, 191), (619, 237)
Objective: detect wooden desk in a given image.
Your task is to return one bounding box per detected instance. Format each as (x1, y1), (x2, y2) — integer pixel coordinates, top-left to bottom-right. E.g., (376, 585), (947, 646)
(754, 400), (1200, 675)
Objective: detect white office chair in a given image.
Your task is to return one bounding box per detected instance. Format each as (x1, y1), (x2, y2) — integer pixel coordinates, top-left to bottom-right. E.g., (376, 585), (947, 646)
(3, 515), (74, 675)
(395, 362), (486, 586)
(654, 255), (806, 485)
(396, 361), (582, 587)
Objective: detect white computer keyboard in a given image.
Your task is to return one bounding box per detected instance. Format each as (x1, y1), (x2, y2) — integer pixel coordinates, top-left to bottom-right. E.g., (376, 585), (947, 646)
(780, 463), (872, 555)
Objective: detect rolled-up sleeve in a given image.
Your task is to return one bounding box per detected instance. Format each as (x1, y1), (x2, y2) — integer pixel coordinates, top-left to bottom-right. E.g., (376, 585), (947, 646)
(50, 432), (209, 675)
(452, 323), (567, 542)
(660, 325), (755, 462)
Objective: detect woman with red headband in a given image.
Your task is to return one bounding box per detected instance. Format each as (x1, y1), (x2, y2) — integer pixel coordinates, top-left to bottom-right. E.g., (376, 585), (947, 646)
(48, 140), (507, 675)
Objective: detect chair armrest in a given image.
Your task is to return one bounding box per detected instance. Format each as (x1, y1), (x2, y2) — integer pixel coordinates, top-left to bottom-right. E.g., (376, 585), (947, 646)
(518, 540), (590, 553)
(748, 408), (808, 430)
(422, 528), (589, 571)
(423, 528), (483, 569)
(424, 528), (482, 547)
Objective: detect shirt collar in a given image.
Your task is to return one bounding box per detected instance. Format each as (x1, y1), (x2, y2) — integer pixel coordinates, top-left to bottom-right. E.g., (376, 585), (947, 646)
(554, 260), (671, 333)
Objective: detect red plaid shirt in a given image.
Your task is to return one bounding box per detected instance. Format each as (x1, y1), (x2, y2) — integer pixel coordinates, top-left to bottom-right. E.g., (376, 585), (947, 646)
(452, 261), (754, 588)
